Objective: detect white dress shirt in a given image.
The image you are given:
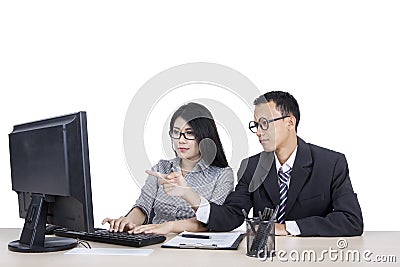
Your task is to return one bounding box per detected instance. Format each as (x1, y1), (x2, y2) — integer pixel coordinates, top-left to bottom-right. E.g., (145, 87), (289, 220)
(274, 147), (301, 236)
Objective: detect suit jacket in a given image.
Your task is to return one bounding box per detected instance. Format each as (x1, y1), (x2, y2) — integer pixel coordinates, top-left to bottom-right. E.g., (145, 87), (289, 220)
(206, 137), (363, 236)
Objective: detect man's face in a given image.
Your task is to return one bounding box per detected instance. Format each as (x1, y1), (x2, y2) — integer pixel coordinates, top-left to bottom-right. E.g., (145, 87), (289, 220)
(253, 102), (291, 152)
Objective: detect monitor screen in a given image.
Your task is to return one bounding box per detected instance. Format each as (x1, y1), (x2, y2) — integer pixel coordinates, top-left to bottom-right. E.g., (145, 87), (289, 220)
(8, 111), (94, 253)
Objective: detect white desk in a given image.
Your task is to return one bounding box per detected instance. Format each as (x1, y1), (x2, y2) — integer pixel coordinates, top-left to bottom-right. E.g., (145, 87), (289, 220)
(1, 229), (399, 267)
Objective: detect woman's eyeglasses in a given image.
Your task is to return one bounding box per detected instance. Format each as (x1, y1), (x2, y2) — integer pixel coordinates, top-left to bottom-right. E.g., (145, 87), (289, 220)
(169, 129), (196, 140)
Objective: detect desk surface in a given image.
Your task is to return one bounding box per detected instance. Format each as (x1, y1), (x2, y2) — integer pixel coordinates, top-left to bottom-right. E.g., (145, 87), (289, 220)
(1, 229), (399, 267)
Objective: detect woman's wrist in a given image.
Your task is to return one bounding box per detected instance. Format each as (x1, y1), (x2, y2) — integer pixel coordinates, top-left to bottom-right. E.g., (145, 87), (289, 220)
(127, 207), (146, 225)
(165, 221), (175, 233)
(183, 188), (201, 210)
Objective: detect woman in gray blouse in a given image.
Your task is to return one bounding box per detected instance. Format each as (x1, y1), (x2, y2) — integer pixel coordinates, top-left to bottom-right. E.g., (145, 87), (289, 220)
(102, 102), (234, 234)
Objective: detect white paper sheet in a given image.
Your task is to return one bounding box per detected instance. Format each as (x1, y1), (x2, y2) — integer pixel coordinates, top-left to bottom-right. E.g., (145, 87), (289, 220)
(162, 231), (242, 248)
(65, 248), (154, 256)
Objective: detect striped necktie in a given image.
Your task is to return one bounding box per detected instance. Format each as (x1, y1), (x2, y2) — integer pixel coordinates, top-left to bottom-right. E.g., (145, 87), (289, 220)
(277, 167), (292, 224)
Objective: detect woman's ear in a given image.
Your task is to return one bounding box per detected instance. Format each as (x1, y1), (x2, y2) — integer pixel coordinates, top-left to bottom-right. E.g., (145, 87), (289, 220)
(171, 140), (175, 151)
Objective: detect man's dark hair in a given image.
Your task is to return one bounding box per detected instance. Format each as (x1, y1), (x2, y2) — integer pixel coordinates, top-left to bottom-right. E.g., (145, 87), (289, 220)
(253, 91), (300, 131)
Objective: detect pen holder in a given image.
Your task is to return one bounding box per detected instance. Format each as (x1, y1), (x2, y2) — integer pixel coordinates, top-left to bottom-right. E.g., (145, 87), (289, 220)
(245, 218), (275, 258)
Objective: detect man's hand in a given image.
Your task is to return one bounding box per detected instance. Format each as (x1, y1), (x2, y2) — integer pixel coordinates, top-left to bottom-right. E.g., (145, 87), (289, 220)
(275, 223), (289, 236)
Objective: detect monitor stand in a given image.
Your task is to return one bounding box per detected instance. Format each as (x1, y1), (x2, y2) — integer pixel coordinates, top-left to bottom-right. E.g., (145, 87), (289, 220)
(8, 194), (77, 253)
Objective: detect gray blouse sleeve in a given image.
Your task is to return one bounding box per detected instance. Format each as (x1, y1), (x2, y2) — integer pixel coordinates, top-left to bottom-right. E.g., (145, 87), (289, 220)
(131, 163), (160, 224)
(209, 167), (235, 205)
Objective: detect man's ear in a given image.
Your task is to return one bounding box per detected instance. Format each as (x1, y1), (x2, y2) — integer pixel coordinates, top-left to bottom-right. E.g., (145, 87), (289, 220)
(288, 116), (296, 129)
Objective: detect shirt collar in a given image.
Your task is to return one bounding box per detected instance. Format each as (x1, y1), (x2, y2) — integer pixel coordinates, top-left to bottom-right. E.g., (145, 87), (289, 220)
(170, 157), (209, 173)
(192, 158), (209, 172)
(274, 146), (298, 174)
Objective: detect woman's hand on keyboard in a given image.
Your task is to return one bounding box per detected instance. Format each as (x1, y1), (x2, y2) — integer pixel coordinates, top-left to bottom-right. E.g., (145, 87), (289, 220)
(133, 222), (173, 235)
(102, 216), (137, 233)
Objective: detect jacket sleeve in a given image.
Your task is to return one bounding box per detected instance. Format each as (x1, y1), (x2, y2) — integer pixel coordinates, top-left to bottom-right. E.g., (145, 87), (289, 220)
(206, 159), (253, 232)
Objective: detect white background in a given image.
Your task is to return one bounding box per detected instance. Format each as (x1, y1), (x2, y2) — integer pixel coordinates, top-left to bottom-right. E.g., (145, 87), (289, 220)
(1, 1), (399, 230)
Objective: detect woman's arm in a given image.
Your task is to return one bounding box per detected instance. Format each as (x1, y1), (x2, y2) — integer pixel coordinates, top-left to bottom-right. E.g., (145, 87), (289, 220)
(133, 217), (207, 235)
(102, 162), (163, 232)
(147, 170), (202, 210)
(126, 207), (147, 226)
(209, 167), (235, 204)
(102, 207), (147, 233)
(153, 167), (234, 209)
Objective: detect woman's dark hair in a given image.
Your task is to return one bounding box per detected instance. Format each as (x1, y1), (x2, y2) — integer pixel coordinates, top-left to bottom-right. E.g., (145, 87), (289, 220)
(169, 102), (228, 168)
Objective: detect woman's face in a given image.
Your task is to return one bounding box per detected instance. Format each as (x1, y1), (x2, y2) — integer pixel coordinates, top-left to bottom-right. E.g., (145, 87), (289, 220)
(171, 117), (200, 162)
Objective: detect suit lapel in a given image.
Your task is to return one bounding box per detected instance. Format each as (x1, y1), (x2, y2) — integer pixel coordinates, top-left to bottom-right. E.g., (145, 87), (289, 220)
(249, 151), (275, 194)
(285, 137), (313, 215)
(262, 162), (280, 206)
(253, 152), (279, 207)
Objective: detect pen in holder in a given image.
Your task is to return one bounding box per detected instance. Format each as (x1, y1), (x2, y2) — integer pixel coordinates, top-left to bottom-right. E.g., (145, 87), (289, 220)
(244, 206), (278, 258)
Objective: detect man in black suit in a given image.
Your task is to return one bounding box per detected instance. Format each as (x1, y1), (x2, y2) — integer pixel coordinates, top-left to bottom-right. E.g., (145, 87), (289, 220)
(143, 91), (363, 237)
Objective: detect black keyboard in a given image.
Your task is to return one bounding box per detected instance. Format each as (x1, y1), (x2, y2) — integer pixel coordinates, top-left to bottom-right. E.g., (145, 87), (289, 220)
(54, 228), (166, 247)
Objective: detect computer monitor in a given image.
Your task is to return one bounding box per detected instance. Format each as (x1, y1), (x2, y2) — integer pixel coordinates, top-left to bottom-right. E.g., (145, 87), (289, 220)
(8, 111), (94, 253)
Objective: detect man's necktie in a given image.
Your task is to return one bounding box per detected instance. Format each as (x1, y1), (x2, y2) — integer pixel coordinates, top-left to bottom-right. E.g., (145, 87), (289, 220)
(277, 167), (292, 224)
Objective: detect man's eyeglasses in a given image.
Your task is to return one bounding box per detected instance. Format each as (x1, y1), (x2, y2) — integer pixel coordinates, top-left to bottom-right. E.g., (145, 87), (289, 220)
(169, 129), (196, 140)
(248, 116), (290, 133)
